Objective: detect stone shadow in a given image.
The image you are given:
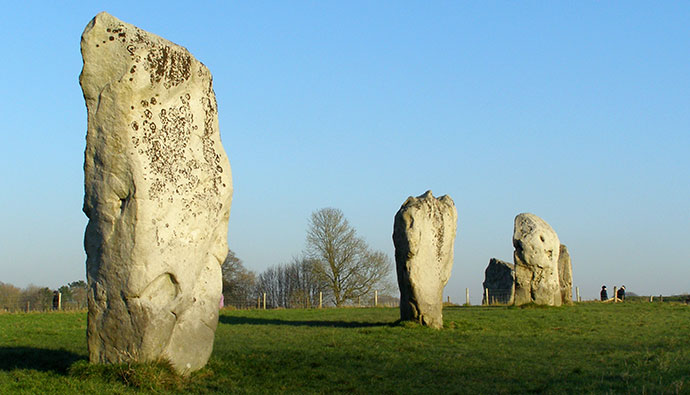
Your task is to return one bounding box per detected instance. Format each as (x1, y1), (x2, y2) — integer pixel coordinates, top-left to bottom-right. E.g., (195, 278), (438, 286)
(219, 315), (396, 328)
(0, 346), (85, 374)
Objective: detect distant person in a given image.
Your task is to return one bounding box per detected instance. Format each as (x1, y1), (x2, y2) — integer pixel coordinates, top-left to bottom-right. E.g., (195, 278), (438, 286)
(600, 285), (608, 301)
(52, 291), (60, 310)
(617, 285), (625, 301)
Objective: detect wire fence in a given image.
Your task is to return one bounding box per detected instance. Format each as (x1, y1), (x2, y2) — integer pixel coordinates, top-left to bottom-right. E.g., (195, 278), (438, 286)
(222, 291), (400, 310)
(482, 288), (514, 305)
(3, 288), (687, 314)
(0, 292), (87, 313)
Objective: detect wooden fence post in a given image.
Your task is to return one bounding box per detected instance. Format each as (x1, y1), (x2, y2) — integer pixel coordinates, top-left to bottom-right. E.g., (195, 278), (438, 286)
(466, 288), (470, 306)
(263, 293), (266, 309)
(26, 301), (30, 312)
(650, 295), (653, 302)
(257, 296), (260, 309)
(613, 287), (617, 303)
(484, 288), (489, 305)
(319, 292), (323, 308)
(576, 287), (580, 303)
(375, 290), (378, 307)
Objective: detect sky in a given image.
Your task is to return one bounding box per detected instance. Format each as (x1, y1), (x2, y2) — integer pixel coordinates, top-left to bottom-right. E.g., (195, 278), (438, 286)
(1, 2), (688, 304)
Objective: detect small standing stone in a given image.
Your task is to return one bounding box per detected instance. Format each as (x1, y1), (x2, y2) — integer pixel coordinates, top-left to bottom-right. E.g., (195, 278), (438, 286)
(81, 12), (232, 374)
(393, 191), (457, 329)
(558, 244), (573, 304)
(482, 258), (515, 305)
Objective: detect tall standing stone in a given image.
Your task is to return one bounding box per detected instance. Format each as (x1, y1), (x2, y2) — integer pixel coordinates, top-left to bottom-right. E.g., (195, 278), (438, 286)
(482, 258), (515, 305)
(558, 244), (573, 304)
(393, 191), (457, 329)
(80, 12), (232, 374)
(512, 213), (561, 306)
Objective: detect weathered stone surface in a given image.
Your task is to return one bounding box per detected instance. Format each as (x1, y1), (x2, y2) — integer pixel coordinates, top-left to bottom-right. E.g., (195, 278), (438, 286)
(512, 213), (561, 306)
(393, 191), (457, 329)
(81, 12), (232, 374)
(482, 258), (515, 305)
(558, 244), (573, 304)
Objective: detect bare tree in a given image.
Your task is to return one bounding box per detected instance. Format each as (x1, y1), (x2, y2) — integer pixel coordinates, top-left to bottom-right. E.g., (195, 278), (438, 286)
(0, 282), (21, 312)
(20, 285), (53, 311)
(70, 280), (88, 309)
(286, 257), (326, 308)
(255, 257), (327, 309)
(306, 208), (391, 307)
(256, 265), (281, 308)
(221, 249), (256, 308)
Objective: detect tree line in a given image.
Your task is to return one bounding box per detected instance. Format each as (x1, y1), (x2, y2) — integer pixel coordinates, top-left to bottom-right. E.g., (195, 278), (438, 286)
(0, 280), (88, 312)
(1, 208), (396, 312)
(223, 208), (396, 309)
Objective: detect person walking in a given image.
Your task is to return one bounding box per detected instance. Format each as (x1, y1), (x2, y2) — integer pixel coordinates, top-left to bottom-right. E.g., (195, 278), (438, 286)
(600, 285), (608, 301)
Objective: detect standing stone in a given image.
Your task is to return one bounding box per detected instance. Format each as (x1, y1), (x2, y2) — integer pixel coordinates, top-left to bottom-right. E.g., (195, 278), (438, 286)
(482, 258), (515, 305)
(558, 244), (573, 305)
(80, 12), (232, 374)
(512, 213), (561, 306)
(393, 191), (457, 329)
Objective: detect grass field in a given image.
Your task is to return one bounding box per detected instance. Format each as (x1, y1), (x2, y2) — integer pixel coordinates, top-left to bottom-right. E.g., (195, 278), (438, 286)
(1, 302), (688, 394)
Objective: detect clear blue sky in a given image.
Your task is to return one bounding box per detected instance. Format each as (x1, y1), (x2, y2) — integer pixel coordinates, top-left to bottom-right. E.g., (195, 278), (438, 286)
(1, 2), (688, 304)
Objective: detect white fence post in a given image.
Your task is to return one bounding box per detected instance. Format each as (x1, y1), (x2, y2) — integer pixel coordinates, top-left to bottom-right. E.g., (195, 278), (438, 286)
(466, 288), (470, 306)
(375, 290), (378, 307)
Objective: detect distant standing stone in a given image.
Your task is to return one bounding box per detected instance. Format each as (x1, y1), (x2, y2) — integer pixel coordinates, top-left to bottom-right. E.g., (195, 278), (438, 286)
(558, 244), (573, 305)
(393, 191), (457, 329)
(482, 258), (515, 305)
(512, 213), (562, 306)
(81, 12), (232, 374)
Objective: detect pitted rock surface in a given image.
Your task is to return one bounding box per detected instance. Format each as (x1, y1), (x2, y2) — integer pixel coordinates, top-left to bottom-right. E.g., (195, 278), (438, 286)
(512, 213), (561, 306)
(482, 258), (515, 305)
(558, 244), (573, 304)
(81, 12), (232, 374)
(393, 191), (457, 329)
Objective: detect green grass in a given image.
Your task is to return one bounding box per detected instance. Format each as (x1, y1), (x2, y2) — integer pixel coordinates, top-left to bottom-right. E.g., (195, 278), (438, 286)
(1, 303), (689, 393)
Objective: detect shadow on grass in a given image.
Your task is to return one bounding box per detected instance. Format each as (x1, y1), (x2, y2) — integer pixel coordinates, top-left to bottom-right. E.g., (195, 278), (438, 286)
(0, 347), (85, 374)
(219, 315), (397, 328)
